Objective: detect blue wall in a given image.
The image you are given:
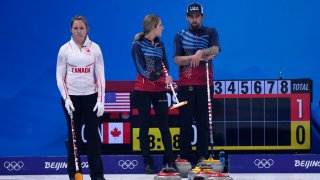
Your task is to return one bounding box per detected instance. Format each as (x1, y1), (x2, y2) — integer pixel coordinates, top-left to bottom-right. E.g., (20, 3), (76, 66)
(0, 0), (319, 156)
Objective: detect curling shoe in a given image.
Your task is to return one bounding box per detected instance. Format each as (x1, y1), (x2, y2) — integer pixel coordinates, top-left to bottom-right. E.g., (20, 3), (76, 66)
(145, 164), (156, 174)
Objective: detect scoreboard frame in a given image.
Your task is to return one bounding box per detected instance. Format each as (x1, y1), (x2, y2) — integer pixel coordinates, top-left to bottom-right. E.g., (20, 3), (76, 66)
(79, 79), (312, 154)
(211, 79), (311, 150)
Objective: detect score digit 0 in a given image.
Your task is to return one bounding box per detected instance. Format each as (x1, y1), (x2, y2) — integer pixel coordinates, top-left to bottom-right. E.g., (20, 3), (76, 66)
(290, 121), (310, 149)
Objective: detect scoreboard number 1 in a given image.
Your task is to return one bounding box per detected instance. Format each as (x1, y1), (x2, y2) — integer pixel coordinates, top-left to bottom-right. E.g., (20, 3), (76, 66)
(297, 99), (303, 119)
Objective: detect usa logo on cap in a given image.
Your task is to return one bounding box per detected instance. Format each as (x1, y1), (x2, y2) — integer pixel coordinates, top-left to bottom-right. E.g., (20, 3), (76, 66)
(187, 2), (204, 15)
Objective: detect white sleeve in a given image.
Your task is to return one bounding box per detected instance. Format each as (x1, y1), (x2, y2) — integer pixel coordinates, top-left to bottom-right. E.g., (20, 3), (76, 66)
(56, 46), (68, 100)
(95, 45), (105, 104)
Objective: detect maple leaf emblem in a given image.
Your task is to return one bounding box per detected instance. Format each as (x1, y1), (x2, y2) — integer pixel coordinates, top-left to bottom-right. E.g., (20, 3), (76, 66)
(111, 127), (121, 138)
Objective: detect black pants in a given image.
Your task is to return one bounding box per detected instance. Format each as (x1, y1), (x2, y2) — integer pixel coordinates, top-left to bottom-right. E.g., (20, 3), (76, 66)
(62, 93), (104, 179)
(133, 90), (174, 166)
(178, 85), (213, 160)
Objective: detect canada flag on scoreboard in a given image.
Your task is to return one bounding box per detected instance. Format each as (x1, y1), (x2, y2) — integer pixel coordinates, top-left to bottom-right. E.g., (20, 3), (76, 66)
(102, 122), (131, 144)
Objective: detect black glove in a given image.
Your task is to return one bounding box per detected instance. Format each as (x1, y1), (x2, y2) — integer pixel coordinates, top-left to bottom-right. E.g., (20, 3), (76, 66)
(149, 70), (162, 81)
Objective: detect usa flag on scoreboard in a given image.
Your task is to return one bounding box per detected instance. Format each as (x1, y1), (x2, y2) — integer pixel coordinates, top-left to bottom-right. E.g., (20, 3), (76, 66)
(104, 92), (130, 112)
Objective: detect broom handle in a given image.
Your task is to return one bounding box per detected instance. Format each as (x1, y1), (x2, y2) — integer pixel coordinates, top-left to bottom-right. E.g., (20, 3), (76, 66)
(162, 63), (180, 104)
(206, 62), (214, 156)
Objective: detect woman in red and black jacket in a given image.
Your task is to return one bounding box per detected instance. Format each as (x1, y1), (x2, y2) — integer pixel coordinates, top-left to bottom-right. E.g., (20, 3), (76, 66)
(131, 14), (174, 174)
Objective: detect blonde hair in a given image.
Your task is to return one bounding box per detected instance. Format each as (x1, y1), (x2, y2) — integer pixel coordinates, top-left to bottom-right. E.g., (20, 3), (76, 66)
(134, 14), (160, 42)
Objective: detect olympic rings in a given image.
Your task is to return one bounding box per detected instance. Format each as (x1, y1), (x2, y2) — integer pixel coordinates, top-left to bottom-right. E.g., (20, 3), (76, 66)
(118, 160), (138, 169)
(254, 159), (274, 168)
(3, 161), (24, 171)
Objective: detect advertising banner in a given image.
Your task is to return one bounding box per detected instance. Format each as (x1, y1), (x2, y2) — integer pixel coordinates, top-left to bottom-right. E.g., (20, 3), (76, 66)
(229, 154), (320, 173)
(0, 155), (163, 175)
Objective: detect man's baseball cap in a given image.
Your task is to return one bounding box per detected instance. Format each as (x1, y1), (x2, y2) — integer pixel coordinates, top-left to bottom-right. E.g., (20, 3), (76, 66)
(187, 2), (203, 15)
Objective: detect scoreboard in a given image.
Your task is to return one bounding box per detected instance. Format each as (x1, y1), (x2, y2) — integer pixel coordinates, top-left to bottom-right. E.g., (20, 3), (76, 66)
(212, 79), (311, 150)
(79, 79), (312, 154)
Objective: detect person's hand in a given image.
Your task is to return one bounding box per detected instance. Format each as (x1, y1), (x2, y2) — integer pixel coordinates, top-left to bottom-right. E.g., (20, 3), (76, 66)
(165, 75), (173, 84)
(203, 54), (216, 61)
(190, 50), (204, 68)
(64, 98), (75, 114)
(93, 101), (104, 117)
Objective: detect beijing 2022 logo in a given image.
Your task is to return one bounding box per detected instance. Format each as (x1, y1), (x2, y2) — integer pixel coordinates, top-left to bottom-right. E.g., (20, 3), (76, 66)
(4, 161), (24, 171)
